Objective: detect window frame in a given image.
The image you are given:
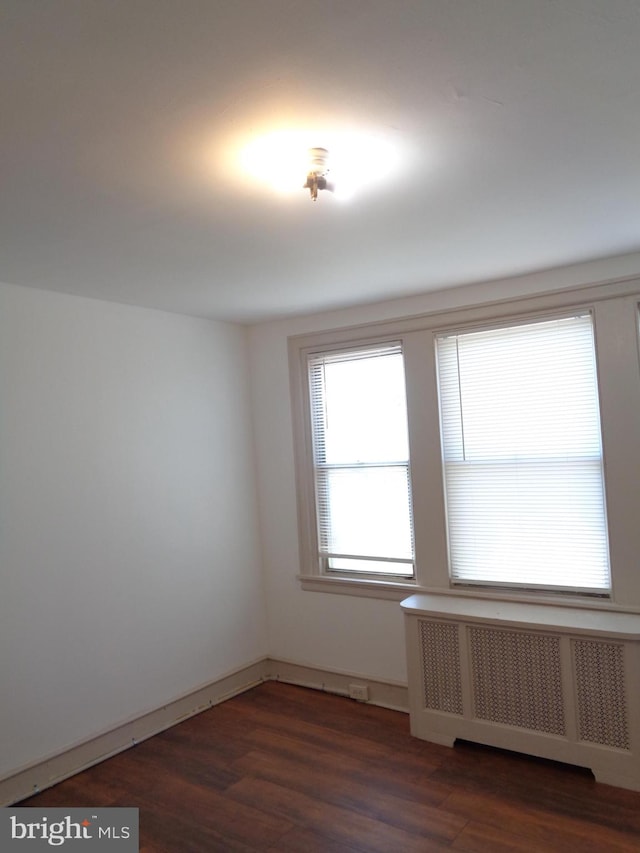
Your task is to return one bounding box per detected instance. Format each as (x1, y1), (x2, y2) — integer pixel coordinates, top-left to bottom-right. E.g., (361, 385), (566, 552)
(288, 279), (640, 606)
(307, 341), (416, 582)
(291, 334), (422, 598)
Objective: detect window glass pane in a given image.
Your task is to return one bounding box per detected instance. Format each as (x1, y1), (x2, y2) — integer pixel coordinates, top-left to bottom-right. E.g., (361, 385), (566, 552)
(314, 348), (408, 464)
(316, 465), (413, 560)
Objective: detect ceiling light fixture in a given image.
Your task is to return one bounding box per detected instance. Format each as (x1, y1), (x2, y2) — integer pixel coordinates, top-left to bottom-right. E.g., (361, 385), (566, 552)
(233, 128), (410, 200)
(303, 147), (334, 201)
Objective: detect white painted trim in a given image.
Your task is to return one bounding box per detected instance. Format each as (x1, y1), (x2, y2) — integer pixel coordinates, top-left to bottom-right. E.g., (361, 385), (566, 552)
(1, 658), (407, 806)
(298, 574), (417, 600)
(298, 576), (640, 612)
(263, 657), (409, 713)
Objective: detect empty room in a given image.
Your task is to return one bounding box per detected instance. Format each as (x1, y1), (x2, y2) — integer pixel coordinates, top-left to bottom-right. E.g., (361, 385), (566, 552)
(2, 2), (640, 851)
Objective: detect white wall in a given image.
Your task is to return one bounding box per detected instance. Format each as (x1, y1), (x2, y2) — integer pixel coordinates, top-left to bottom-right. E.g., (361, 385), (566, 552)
(0, 283), (268, 778)
(249, 252), (640, 685)
(3, 249), (639, 782)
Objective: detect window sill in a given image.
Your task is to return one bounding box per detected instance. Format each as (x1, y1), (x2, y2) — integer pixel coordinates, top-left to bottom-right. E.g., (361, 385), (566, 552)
(297, 575), (640, 614)
(298, 574), (419, 600)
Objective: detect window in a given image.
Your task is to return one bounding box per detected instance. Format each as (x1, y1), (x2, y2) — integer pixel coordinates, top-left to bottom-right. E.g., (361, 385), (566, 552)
(290, 280), (640, 601)
(435, 313), (611, 592)
(307, 343), (414, 578)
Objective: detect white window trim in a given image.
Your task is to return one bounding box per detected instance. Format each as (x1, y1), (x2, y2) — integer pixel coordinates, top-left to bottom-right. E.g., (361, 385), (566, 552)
(288, 277), (640, 609)
(307, 341), (415, 581)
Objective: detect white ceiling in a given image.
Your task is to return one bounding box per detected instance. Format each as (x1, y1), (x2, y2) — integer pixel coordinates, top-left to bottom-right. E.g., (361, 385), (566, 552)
(2, 0), (640, 323)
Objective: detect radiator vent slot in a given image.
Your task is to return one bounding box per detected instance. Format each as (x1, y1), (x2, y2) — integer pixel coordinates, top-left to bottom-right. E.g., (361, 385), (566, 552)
(574, 639), (630, 750)
(469, 626), (566, 735)
(419, 619), (463, 715)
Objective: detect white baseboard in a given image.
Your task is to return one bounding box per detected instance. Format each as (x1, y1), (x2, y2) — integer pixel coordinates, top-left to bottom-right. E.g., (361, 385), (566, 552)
(0, 658), (269, 807)
(1, 658), (406, 806)
(265, 657), (409, 713)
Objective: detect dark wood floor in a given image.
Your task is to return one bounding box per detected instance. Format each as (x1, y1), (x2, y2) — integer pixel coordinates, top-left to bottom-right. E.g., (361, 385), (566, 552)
(21, 681), (640, 852)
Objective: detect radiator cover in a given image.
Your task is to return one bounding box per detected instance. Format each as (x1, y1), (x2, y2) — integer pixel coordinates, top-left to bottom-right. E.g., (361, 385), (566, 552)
(403, 594), (640, 791)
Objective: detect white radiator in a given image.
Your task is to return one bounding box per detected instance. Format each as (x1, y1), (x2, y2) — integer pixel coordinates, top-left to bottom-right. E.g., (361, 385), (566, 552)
(402, 594), (640, 791)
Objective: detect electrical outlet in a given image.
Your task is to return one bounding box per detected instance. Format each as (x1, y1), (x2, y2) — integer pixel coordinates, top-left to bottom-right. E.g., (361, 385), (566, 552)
(349, 683), (369, 702)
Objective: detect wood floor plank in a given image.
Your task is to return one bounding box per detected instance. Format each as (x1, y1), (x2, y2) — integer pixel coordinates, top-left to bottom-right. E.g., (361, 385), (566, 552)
(233, 747), (464, 843)
(227, 775), (450, 853)
(20, 682), (640, 852)
(441, 788), (640, 853)
(237, 724), (452, 804)
(137, 806), (265, 853)
(266, 825), (366, 853)
(149, 773), (294, 848)
(127, 731), (242, 791)
(452, 820), (573, 853)
(432, 740), (640, 837)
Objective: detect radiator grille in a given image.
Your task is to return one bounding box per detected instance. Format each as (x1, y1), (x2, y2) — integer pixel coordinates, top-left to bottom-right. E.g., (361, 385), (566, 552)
(573, 640), (630, 750)
(469, 626), (566, 735)
(419, 620), (463, 715)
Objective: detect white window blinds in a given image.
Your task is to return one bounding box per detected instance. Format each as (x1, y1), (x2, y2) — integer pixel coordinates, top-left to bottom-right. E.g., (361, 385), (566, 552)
(308, 343), (414, 577)
(435, 314), (611, 592)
